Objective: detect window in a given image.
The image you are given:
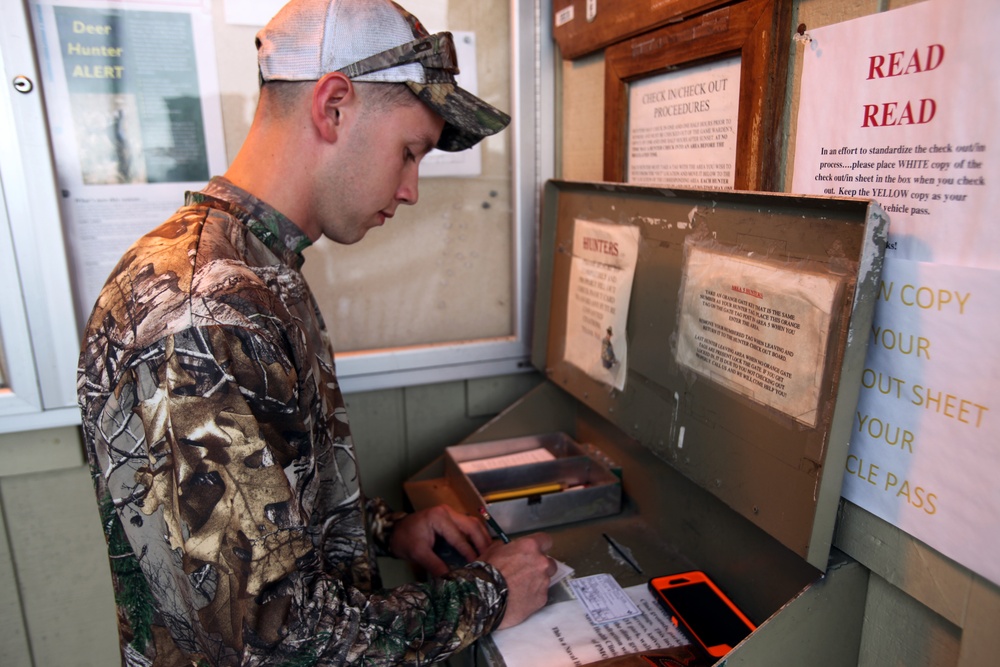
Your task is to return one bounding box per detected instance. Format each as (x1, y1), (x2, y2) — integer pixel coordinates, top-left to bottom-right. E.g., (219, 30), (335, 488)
(0, 0), (555, 435)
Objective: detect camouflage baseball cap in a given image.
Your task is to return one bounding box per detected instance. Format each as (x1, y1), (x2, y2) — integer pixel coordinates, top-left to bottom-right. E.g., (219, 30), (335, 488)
(256, 0), (511, 152)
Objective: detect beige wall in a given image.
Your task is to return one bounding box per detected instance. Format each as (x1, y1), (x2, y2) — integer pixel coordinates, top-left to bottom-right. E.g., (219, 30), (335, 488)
(0, 428), (118, 666)
(557, 1), (999, 666)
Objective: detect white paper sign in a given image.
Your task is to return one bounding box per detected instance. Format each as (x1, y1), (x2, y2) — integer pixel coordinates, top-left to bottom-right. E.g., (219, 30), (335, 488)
(791, 0), (1000, 584)
(676, 246), (841, 427)
(792, 0), (997, 268)
(628, 56), (741, 189)
(563, 220), (641, 391)
(842, 259), (998, 584)
(419, 32), (483, 178)
(28, 0), (228, 324)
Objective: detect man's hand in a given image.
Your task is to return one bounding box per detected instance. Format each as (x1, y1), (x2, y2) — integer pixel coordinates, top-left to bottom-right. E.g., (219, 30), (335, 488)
(482, 532), (556, 629)
(389, 504), (491, 577)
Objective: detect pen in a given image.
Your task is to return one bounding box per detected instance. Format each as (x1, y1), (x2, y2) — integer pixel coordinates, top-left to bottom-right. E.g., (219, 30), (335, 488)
(603, 532), (643, 574)
(479, 506), (511, 543)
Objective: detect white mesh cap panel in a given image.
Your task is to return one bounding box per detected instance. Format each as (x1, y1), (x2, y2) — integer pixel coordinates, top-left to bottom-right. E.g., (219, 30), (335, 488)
(258, 0), (425, 83)
(324, 0), (425, 83)
(257, 0), (332, 81)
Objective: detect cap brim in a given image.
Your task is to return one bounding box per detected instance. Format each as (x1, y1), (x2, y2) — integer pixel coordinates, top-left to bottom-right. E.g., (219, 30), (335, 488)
(406, 82), (511, 152)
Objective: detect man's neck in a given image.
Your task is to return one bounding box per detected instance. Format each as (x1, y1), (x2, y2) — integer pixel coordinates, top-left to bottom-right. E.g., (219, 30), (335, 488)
(224, 116), (321, 241)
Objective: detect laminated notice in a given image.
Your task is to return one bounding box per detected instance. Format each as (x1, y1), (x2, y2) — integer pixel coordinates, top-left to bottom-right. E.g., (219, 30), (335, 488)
(676, 245), (842, 426)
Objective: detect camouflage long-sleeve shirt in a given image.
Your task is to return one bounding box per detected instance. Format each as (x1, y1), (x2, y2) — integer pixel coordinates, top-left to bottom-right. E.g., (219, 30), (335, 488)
(78, 177), (507, 666)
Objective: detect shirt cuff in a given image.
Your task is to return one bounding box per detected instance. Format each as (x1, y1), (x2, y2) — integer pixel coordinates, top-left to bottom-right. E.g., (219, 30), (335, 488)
(366, 496), (407, 556)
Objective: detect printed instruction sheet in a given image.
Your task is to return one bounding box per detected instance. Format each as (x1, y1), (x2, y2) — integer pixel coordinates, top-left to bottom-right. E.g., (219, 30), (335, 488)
(563, 220), (640, 391)
(675, 245), (841, 426)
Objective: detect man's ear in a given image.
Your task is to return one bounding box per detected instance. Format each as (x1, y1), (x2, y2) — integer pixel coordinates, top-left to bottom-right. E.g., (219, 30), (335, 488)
(311, 72), (353, 143)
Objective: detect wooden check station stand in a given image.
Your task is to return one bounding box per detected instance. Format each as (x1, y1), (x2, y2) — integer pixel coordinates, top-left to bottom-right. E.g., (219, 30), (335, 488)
(406, 181), (888, 666)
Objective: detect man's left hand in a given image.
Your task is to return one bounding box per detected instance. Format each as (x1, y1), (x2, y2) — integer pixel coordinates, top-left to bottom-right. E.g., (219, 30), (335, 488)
(389, 504), (491, 577)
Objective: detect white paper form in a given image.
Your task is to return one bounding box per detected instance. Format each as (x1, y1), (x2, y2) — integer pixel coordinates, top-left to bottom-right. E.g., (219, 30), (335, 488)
(569, 574), (642, 625)
(563, 220), (641, 391)
(791, 0), (1000, 586)
(491, 583), (689, 667)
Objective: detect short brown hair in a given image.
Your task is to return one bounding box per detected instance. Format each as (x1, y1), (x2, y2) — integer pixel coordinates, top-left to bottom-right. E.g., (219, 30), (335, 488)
(259, 79), (418, 119)
(353, 81), (420, 112)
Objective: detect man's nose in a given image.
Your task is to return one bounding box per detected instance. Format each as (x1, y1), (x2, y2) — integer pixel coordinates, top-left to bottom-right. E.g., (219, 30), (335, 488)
(397, 168), (419, 205)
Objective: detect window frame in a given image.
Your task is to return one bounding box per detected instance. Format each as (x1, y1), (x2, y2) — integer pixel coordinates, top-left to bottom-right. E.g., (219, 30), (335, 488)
(0, 0), (86, 433)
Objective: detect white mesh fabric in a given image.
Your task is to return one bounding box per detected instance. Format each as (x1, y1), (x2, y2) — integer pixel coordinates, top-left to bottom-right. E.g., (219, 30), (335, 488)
(324, 0), (425, 83)
(257, 0), (332, 81)
(258, 0), (425, 84)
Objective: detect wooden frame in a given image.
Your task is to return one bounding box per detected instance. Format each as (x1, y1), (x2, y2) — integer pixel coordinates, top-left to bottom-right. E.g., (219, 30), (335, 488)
(604, 0), (791, 191)
(553, 0), (732, 60)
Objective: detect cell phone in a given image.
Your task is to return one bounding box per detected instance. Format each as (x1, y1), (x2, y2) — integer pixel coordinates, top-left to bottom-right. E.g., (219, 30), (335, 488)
(648, 571), (756, 659)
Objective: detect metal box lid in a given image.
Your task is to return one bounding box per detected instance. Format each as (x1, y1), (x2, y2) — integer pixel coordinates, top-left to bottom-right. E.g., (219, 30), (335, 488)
(532, 181), (887, 569)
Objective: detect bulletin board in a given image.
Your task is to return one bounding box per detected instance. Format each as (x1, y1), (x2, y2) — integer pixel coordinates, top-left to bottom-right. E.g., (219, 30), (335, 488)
(603, 0), (791, 191)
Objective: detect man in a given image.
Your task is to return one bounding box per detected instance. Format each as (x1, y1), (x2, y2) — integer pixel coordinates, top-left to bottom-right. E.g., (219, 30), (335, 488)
(77, 1), (555, 664)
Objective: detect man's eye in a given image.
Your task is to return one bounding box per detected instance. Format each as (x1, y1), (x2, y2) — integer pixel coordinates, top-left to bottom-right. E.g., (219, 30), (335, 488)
(404, 148), (416, 162)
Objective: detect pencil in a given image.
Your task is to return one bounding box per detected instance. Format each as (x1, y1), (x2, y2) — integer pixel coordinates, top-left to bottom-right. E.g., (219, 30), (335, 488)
(479, 506), (511, 543)
(481, 482), (564, 503)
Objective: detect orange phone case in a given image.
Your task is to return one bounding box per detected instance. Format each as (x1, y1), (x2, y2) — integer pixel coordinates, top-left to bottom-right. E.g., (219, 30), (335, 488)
(648, 571), (756, 658)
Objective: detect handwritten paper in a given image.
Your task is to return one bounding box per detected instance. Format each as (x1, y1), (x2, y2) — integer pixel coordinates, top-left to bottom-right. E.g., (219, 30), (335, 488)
(569, 574), (642, 625)
(491, 583), (689, 667)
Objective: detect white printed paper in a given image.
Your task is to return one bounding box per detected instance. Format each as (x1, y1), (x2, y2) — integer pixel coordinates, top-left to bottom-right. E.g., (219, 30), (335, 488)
(564, 220), (641, 391)
(676, 246), (841, 427)
(569, 574), (642, 625)
(628, 56), (741, 189)
(28, 0), (228, 324)
(791, 0), (1000, 585)
(840, 260), (999, 585)
(491, 583), (689, 667)
(792, 0), (997, 267)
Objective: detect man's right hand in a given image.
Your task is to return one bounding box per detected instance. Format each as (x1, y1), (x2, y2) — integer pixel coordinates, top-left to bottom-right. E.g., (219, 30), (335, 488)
(482, 532), (557, 629)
